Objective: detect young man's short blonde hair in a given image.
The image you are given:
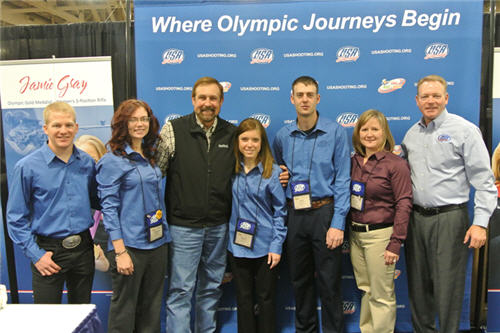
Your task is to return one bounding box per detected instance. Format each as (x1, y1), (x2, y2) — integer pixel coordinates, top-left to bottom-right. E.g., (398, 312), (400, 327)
(43, 101), (76, 124)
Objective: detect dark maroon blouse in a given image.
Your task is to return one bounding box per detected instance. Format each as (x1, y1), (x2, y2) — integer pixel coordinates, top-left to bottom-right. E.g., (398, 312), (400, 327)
(349, 151), (412, 254)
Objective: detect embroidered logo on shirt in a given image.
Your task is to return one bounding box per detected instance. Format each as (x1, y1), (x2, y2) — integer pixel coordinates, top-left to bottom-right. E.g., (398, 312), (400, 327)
(218, 144), (229, 148)
(294, 183), (306, 192)
(437, 134), (451, 142)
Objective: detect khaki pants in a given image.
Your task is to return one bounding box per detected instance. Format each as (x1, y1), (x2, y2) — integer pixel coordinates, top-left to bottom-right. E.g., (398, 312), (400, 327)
(350, 225), (396, 333)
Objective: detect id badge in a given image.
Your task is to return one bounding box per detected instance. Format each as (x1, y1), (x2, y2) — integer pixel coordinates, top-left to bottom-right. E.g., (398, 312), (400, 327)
(234, 218), (257, 249)
(350, 181), (365, 211)
(291, 180), (312, 210)
(145, 209), (164, 243)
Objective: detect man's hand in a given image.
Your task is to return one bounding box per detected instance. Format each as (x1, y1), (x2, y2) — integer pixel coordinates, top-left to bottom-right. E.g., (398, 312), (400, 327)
(34, 251), (61, 276)
(278, 165), (289, 187)
(116, 252), (134, 275)
(326, 228), (344, 250)
(463, 225), (487, 249)
(267, 252), (281, 269)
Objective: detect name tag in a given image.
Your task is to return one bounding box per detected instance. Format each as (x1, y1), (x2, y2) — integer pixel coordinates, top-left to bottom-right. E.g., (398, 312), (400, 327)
(291, 180), (312, 210)
(145, 209), (164, 243)
(234, 218), (257, 249)
(350, 181), (365, 211)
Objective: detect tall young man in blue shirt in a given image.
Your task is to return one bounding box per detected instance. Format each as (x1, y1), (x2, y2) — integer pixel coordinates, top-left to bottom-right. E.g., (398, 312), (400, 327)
(402, 74), (497, 333)
(7, 101), (98, 304)
(273, 76), (351, 333)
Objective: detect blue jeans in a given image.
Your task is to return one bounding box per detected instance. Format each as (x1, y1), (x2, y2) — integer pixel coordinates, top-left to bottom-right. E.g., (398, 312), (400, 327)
(166, 223), (228, 333)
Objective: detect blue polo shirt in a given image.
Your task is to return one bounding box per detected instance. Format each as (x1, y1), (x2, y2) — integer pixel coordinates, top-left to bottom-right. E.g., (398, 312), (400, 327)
(7, 144), (98, 263)
(228, 163), (287, 258)
(97, 145), (171, 250)
(272, 114), (351, 230)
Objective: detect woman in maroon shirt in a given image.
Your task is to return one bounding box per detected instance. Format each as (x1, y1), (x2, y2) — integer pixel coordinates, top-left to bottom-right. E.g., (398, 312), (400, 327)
(349, 109), (412, 333)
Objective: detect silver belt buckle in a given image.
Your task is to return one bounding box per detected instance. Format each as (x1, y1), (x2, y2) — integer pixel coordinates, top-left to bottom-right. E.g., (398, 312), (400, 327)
(62, 235), (81, 249)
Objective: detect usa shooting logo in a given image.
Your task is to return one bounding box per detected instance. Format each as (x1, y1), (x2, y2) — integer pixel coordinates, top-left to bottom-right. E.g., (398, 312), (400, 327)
(378, 78), (406, 94)
(162, 49), (184, 64)
(336, 113), (359, 127)
(336, 46), (360, 63)
(424, 43), (448, 60)
(343, 301), (356, 315)
(250, 113), (271, 128)
(250, 48), (274, 64)
(220, 81), (232, 93)
(164, 114), (181, 123)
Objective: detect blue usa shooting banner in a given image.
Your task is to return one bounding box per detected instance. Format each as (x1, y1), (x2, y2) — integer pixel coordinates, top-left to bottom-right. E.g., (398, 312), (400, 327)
(134, 0), (483, 331)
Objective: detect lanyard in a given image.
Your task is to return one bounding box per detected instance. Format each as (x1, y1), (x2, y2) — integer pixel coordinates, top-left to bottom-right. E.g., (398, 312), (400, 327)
(291, 131), (318, 181)
(236, 168), (263, 222)
(132, 159), (162, 213)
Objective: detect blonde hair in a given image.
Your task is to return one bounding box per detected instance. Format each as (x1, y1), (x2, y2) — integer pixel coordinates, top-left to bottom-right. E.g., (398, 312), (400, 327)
(493, 142), (500, 182)
(75, 135), (106, 161)
(43, 101), (76, 124)
(417, 74), (447, 94)
(234, 118), (274, 179)
(352, 109), (395, 156)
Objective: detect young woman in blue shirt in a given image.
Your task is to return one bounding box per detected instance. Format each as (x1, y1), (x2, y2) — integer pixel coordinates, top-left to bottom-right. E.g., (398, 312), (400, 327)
(96, 99), (171, 333)
(228, 117), (287, 333)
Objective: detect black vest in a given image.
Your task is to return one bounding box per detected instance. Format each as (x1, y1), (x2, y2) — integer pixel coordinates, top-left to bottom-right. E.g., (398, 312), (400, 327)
(166, 113), (236, 227)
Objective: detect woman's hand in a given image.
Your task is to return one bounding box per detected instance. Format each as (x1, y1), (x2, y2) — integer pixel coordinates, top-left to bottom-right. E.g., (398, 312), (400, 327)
(384, 250), (399, 266)
(267, 252), (281, 269)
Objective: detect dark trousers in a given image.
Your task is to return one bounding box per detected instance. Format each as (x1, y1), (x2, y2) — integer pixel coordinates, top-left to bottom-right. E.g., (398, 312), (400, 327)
(31, 230), (94, 304)
(287, 203), (344, 333)
(108, 244), (168, 333)
(405, 207), (469, 333)
(229, 253), (278, 333)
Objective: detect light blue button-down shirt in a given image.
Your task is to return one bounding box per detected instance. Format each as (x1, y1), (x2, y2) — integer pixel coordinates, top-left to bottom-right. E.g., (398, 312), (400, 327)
(97, 145), (171, 250)
(272, 114), (351, 230)
(402, 109), (497, 227)
(228, 163), (287, 258)
(7, 144), (98, 263)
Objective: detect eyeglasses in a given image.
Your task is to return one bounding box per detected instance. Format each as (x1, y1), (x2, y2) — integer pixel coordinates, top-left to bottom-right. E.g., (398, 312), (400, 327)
(128, 117), (150, 124)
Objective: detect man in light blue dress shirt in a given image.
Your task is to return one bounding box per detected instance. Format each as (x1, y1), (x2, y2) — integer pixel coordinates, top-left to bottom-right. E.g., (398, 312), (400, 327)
(273, 76), (350, 333)
(7, 101), (98, 304)
(402, 75), (497, 333)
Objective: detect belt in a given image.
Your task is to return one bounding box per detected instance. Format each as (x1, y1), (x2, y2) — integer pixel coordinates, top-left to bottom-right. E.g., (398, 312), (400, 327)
(413, 203), (467, 216)
(350, 222), (393, 233)
(287, 197), (334, 210)
(36, 230), (91, 250)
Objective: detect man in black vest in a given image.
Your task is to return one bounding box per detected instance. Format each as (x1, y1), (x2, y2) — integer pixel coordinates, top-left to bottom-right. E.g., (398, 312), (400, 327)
(157, 77), (236, 333)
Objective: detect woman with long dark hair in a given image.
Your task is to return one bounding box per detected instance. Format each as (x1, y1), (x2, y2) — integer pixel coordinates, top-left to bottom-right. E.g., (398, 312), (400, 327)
(97, 99), (171, 333)
(228, 118), (287, 333)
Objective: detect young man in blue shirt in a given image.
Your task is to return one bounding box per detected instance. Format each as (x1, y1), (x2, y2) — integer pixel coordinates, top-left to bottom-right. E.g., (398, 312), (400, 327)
(273, 76), (350, 333)
(7, 101), (98, 304)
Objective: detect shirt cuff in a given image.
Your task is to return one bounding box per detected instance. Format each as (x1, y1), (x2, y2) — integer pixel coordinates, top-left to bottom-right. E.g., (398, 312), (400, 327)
(269, 242), (283, 255)
(472, 214), (491, 229)
(28, 247), (46, 265)
(108, 229), (123, 242)
(386, 239), (402, 256)
(330, 214), (346, 230)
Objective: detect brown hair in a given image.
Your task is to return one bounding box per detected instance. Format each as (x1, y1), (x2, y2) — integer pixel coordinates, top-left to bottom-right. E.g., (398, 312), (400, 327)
(234, 118), (274, 179)
(108, 99), (160, 165)
(292, 76), (319, 94)
(352, 109), (395, 156)
(192, 77), (224, 100)
(416, 74), (447, 94)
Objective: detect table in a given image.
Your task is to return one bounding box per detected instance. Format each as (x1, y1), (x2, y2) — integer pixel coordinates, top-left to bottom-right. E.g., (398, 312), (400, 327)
(0, 304), (104, 333)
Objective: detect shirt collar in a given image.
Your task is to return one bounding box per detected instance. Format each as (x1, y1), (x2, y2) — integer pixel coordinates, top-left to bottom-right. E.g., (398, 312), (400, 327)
(418, 108), (448, 129)
(291, 111), (326, 134)
(239, 160), (264, 174)
(41, 143), (79, 165)
(195, 114), (218, 134)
